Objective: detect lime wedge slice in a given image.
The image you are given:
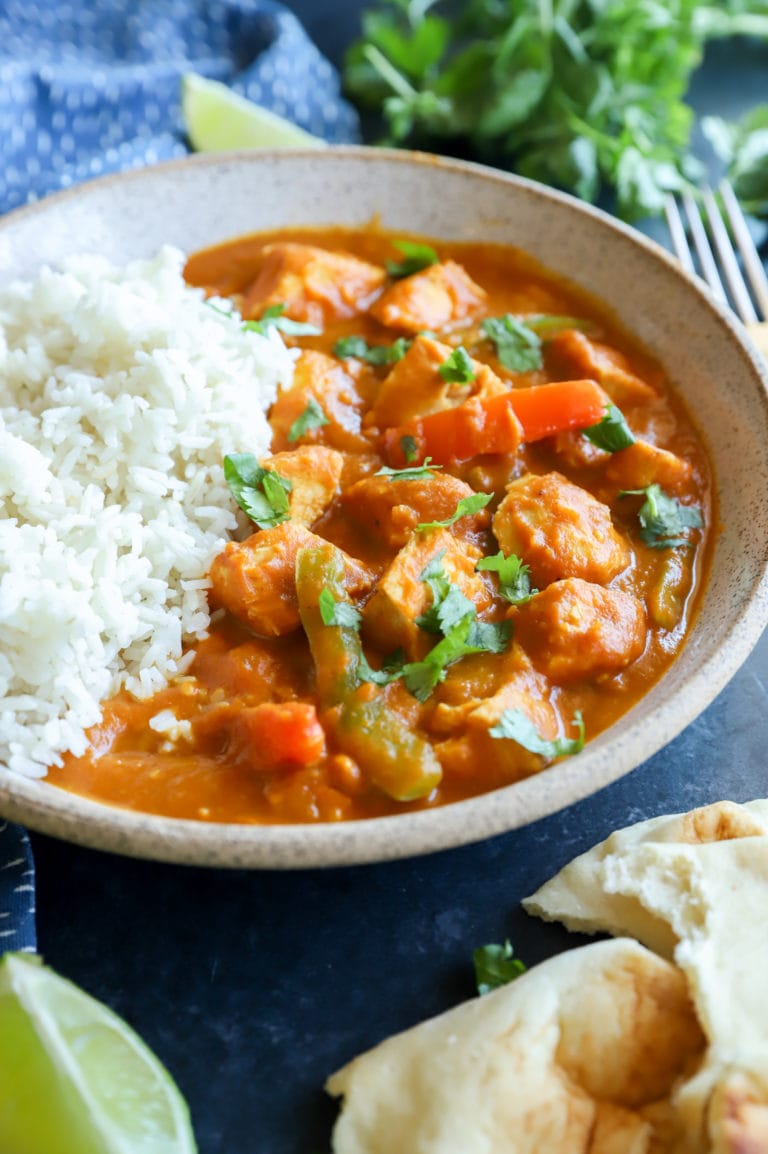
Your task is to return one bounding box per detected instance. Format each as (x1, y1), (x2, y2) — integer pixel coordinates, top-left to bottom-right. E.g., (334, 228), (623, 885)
(182, 72), (325, 152)
(0, 952), (196, 1154)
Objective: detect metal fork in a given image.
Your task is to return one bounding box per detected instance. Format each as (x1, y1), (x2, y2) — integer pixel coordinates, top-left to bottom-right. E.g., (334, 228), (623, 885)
(664, 181), (768, 359)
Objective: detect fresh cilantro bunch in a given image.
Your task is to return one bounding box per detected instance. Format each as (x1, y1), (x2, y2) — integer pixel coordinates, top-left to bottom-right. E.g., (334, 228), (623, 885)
(344, 0), (768, 219)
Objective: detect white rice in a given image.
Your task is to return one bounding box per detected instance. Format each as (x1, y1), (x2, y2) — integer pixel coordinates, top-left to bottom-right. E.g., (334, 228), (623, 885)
(0, 246), (296, 778)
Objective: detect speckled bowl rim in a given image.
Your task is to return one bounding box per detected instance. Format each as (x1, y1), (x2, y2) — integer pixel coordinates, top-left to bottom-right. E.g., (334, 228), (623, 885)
(1, 146), (768, 868)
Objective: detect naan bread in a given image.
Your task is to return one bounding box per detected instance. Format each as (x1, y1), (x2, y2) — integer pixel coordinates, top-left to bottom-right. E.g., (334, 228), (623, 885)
(523, 800), (768, 959)
(326, 938), (705, 1154)
(524, 799), (768, 1154)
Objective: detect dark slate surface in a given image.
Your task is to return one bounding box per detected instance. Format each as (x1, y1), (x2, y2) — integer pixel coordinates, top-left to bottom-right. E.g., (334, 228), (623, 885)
(29, 7), (768, 1154)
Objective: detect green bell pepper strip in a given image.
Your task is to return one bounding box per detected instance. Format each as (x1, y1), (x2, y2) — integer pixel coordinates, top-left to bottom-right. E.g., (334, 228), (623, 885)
(295, 543), (442, 802)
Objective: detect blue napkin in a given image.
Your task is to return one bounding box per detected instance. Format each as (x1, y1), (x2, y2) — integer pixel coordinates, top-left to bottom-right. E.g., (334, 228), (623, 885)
(0, 0), (360, 217)
(0, 823), (36, 953)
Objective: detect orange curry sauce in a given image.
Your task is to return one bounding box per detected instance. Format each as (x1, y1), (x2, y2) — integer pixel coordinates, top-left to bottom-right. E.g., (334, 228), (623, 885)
(49, 227), (712, 823)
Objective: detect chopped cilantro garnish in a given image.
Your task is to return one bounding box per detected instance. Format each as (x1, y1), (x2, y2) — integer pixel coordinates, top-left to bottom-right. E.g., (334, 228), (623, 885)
(333, 334), (412, 365)
(417, 491), (492, 532)
(357, 649), (404, 686)
(386, 240), (439, 279)
(400, 434), (418, 463)
(489, 709), (586, 759)
(287, 397), (330, 443)
(318, 588), (362, 630)
(439, 346), (476, 383)
(242, 303), (322, 337)
(223, 454), (292, 529)
(406, 551), (511, 699)
(416, 551), (454, 631)
(318, 589), (401, 686)
(481, 315), (543, 372)
(466, 619), (511, 654)
(415, 552), (477, 635)
(583, 404), (635, 453)
(474, 940), (527, 995)
(375, 457), (443, 481)
(620, 484), (703, 549)
(476, 551), (536, 605)
(402, 616), (511, 702)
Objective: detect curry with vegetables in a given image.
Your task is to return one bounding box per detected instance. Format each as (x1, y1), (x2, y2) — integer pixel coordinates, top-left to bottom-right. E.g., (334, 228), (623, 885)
(49, 227), (712, 823)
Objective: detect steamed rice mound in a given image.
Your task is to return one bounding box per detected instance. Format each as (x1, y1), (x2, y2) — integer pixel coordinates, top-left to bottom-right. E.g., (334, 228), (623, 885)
(0, 246), (296, 778)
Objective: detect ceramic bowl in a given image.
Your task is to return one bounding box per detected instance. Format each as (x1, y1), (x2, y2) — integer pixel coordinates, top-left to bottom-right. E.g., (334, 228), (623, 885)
(1, 148), (767, 868)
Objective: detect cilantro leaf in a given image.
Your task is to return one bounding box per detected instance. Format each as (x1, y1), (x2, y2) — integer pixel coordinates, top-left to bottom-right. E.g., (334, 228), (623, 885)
(223, 454), (292, 529)
(473, 940), (527, 996)
(466, 619), (512, 653)
(414, 550), (469, 634)
(357, 650), (403, 686)
(583, 404), (635, 453)
(439, 346), (476, 383)
(410, 552), (513, 692)
(318, 589), (402, 686)
(417, 490), (492, 531)
(400, 434), (419, 463)
(333, 334), (412, 364)
(620, 484), (703, 549)
(386, 240), (439, 278)
(243, 304), (322, 337)
(489, 709), (586, 759)
(481, 315), (543, 372)
(287, 397), (330, 443)
(476, 551), (536, 605)
(375, 457), (443, 480)
(401, 615), (476, 701)
(417, 582), (476, 635)
(403, 614), (511, 702)
(318, 588), (362, 630)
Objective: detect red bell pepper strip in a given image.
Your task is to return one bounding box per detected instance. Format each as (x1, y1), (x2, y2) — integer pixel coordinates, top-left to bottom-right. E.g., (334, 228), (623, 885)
(382, 379), (607, 466)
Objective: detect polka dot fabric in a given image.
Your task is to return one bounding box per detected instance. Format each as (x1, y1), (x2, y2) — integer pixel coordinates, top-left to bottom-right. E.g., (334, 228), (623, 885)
(0, 823), (36, 953)
(0, 0), (360, 216)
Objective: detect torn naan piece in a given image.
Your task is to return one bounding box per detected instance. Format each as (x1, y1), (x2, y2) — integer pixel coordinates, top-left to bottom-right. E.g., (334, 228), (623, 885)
(326, 938), (705, 1154)
(523, 800), (768, 959)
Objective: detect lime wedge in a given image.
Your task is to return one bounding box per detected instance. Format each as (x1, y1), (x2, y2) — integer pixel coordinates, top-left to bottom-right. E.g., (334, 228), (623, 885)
(0, 952), (196, 1154)
(182, 72), (325, 152)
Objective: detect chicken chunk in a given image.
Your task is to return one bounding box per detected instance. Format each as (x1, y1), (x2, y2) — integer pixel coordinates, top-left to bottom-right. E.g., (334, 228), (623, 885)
(493, 471), (631, 587)
(547, 330), (658, 407)
(362, 529), (492, 659)
(604, 439), (693, 493)
(431, 649), (560, 784)
(370, 260), (487, 334)
(366, 335), (507, 430)
(514, 578), (647, 682)
(261, 445), (344, 527)
(342, 471), (490, 550)
(429, 645), (556, 733)
(209, 522), (374, 637)
(269, 351), (373, 454)
(242, 243), (386, 327)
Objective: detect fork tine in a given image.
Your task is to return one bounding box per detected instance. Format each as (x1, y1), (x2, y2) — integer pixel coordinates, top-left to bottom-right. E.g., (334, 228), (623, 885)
(719, 180), (768, 321)
(663, 194), (696, 276)
(702, 186), (758, 325)
(680, 189), (729, 307)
